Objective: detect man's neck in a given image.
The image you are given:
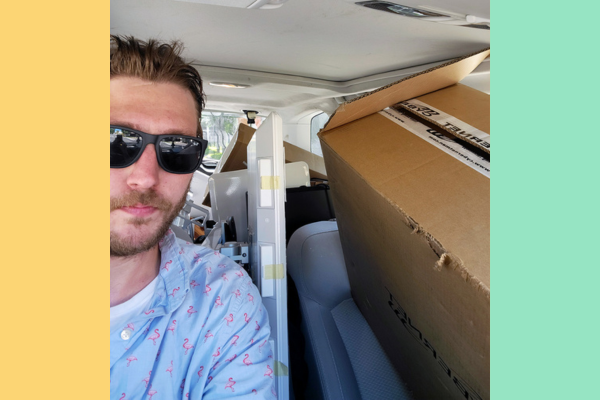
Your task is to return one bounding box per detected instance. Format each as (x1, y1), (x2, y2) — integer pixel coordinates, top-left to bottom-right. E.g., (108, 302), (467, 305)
(110, 245), (161, 307)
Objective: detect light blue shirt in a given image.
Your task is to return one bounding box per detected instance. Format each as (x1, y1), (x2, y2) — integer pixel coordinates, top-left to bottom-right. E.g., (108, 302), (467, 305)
(110, 230), (276, 399)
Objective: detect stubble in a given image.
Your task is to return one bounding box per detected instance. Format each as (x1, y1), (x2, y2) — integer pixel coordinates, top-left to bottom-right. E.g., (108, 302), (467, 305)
(110, 187), (188, 257)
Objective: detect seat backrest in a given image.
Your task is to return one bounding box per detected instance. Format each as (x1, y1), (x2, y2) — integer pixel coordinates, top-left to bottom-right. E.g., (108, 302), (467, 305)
(287, 221), (414, 400)
(287, 221), (360, 400)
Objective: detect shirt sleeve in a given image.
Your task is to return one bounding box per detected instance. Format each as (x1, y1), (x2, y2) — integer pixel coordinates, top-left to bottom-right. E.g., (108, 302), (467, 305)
(201, 273), (277, 399)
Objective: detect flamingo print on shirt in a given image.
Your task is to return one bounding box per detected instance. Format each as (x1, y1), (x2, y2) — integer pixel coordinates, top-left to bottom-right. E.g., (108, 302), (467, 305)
(147, 329), (161, 345)
(193, 252), (202, 263)
(264, 365), (274, 379)
(142, 371), (152, 387)
(111, 230), (275, 400)
(167, 320), (177, 335)
(183, 338), (195, 355)
(225, 377), (236, 392)
(147, 384), (157, 400)
(205, 266), (212, 274)
(243, 354), (252, 366)
(163, 260), (172, 272)
(119, 393), (126, 400)
(212, 347), (221, 359)
(259, 339), (267, 353)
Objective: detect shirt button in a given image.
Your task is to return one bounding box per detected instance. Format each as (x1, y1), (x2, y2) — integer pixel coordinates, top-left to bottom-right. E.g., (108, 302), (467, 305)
(121, 328), (133, 340)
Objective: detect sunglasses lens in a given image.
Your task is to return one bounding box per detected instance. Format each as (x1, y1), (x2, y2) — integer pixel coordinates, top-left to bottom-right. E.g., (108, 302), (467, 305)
(110, 127), (143, 167)
(158, 137), (204, 174)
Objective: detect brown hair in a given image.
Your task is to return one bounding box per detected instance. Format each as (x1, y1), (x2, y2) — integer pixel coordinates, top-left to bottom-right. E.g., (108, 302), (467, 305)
(110, 35), (205, 136)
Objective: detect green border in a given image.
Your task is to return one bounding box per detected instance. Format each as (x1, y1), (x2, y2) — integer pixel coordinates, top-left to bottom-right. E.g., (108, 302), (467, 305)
(492, 1), (600, 398)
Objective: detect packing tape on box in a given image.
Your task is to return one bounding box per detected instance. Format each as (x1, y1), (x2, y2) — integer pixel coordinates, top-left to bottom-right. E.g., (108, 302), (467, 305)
(397, 99), (490, 151)
(260, 176), (280, 190)
(380, 108), (490, 178)
(274, 360), (289, 376)
(264, 264), (285, 280)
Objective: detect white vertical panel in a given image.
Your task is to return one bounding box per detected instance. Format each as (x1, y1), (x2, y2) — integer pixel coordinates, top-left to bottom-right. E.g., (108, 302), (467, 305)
(246, 112), (289, 399)
(260, 244), (274, 297)
(258, 158), (273, 207)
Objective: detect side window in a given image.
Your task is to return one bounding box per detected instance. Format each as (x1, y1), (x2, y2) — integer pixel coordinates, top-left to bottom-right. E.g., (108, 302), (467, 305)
(310, 112), (329, 156)
(200, 111), (264, 162)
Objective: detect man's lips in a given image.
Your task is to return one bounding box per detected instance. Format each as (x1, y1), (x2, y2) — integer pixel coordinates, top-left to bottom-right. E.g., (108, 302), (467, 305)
(119, 204), (159, 217)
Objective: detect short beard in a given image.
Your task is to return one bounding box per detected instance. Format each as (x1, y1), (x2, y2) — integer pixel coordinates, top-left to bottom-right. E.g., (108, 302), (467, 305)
(110, 187), (188, 257)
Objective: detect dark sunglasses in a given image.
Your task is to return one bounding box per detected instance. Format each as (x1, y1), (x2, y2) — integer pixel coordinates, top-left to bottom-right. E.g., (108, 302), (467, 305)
(110, 125), (208, 174)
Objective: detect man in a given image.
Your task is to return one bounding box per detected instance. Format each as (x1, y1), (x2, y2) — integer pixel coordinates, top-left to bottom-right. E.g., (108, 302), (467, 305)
(110, 35), (275, 399)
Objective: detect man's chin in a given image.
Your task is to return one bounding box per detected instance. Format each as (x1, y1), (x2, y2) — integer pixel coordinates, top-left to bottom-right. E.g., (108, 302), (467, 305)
(110, 219), (173, 257)
(110, 186), (189, 257)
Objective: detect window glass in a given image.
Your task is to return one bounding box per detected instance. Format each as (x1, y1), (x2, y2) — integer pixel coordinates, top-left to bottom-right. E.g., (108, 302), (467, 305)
(310, 112), (329, 157)
(200, 111), (264, 161)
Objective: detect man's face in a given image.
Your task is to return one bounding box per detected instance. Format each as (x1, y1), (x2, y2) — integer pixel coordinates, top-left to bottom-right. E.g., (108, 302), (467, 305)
(110, 77), (198, 257)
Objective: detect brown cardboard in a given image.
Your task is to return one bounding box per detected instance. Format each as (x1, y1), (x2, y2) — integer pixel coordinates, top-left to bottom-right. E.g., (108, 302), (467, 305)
(323, 48), (490, 133)
(397, 84), (490, 153)
(202, 123), (256, 207)
(219, 123), (256, 172)
(283, 141), (328, 180)
(203, 123), (328, 206)
(318, 49), (490, 400)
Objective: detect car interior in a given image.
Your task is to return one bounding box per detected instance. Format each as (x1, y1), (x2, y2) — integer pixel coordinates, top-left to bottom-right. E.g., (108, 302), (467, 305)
(111, 1), (490, 398)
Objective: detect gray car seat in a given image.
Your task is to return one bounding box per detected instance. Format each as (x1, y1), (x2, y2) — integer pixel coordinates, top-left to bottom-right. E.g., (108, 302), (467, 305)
(287, 221), (413, 400)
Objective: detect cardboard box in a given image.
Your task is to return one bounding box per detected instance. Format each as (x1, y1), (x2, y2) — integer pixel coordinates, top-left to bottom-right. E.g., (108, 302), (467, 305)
(203, 124), (328, 206)
(318, 49), (490, 400)
(283, 140), (328, 181)
(202, 123), (256, 207)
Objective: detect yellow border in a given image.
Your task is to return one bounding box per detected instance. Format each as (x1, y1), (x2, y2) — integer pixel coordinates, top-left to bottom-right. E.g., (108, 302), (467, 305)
(1, 2), (107, 398)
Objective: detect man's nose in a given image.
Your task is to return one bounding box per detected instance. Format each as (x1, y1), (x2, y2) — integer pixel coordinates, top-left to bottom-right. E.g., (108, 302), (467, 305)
(126, 145), (160, 190)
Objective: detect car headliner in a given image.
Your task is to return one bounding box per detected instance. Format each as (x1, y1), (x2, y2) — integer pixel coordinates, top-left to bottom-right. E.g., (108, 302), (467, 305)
(111, 0), (489, 116)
